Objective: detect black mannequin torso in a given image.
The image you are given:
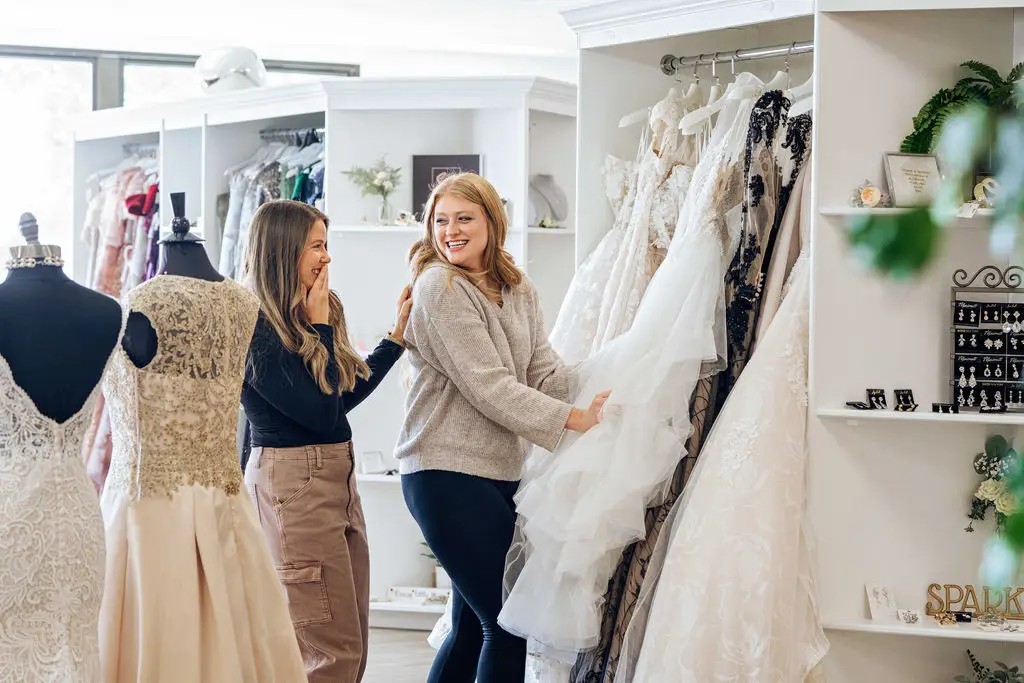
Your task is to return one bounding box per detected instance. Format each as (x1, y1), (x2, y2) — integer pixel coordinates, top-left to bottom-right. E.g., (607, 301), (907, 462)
(0, 266), (122, 423)
(121, 241), (224, 368)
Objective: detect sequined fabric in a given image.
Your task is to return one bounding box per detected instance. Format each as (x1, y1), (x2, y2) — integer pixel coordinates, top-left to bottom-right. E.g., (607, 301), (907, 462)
(104, 276), (258, 499)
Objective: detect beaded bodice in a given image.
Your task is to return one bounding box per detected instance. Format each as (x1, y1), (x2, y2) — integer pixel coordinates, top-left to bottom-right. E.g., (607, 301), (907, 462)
(104, 275), (259, 499)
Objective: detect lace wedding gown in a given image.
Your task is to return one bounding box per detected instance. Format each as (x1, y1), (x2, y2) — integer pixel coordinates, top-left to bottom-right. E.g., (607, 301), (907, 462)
(617, 167), (828, 683)
(0, 319), (124, 683)
(499, 73), (764, 666)
(99, 275), (305, 682)
(549, 89), (695, 365)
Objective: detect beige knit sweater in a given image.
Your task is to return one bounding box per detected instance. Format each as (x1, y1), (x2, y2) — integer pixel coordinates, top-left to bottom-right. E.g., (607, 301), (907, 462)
(395, 265), (574, 481)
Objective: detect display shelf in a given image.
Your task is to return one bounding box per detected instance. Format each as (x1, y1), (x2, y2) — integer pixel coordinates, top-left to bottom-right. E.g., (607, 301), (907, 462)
(816, 408), (1024, 426)
(331, 224), (424, 235)
(528, 225), (575, 234)
(369, 601), (445, 615)
(821, 206), (995, 218)
(825, 619), (1024, 643)
(355, 474), (402, 484)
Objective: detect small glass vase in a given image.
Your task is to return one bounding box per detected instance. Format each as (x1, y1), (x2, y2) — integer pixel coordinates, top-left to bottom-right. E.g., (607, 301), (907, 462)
(377, 196), (392, 225)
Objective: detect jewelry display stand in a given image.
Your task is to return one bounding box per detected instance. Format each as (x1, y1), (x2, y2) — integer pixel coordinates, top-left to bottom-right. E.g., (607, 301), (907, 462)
(950, 265), (1024, 413)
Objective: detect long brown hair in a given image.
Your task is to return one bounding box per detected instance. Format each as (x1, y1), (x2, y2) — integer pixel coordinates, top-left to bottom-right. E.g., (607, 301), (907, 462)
(244, 200), (369, 394)
(408, 172), (522, 295)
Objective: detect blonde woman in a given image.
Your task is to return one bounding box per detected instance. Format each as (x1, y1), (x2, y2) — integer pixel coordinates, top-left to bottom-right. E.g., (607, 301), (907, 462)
(397, 173), (609, 682)
(242, 199), (411, 683)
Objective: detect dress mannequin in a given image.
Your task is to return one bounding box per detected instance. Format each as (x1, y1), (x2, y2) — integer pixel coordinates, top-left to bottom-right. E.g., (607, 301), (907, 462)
(122, 191), (224, 367)
(0, 213), (121, 422)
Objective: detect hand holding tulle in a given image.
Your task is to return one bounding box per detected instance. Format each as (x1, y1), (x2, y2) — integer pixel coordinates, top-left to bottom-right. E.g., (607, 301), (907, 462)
(566, 390), (611, 433)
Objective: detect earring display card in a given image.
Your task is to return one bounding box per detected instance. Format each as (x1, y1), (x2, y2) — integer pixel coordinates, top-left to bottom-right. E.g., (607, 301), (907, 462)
(982, 356), (1006, 380)
(955, 301), (981, 328)
(932, 402), (959, 414)
(867, 388), (887, 410)
(894, 389), (918, 412)
(977, 383), (1006, 412)
(956, 385), (978, 408)
(1010, 333), (1024, 355)
(982, 302), (1004, 324)
(981, 330), (1005, 351)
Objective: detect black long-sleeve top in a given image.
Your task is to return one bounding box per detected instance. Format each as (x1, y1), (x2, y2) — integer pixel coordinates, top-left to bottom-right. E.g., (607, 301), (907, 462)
(242, 315), (404, 448)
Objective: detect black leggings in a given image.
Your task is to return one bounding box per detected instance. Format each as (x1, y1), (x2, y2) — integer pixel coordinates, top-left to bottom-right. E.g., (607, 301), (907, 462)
(402, 469), (525, 683)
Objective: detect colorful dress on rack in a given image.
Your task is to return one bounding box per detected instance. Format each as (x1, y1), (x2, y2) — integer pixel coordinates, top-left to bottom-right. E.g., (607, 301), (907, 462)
(616, 162), (828, 683)
(0, 317), (125, 683)
(98, 275), (305, 683)
(499, 73), (764, 669)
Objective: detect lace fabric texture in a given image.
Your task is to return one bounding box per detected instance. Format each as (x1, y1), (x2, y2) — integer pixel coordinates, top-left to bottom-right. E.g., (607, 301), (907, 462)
(617, 254), (828, 683)
(0, 316), (125, 683)
(99, 274), (305, 682)
(499, 75), (763, 665)
(104, 276), (257, 499)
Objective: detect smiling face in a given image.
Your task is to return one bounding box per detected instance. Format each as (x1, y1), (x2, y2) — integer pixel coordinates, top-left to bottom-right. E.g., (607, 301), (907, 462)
(299, 219), (330, 290)
(432, 194), (489, 272)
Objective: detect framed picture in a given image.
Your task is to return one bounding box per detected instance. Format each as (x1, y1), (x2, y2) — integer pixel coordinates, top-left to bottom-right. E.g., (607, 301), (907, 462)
(413, 154), (483, 220)
(865, 583), (898, 621)
(883, 152), (943, 207)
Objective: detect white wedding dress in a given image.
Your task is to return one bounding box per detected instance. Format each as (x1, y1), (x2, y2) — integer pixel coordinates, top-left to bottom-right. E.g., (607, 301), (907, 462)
(616, 166), (828, 683)
(499, 72), (764, 666)
(0, 318), (125, 682)
(549, 89), (696, 365)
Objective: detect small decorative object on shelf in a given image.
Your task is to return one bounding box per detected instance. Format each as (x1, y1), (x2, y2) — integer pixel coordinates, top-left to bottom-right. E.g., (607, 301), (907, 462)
(845, 401), (871, 410)
(954, 611), (973, 623)
(965, 435), (1019, 533)
(934, 611), (958, 627)
(343, 156), (402, 225)
(954, 649), (1024, 683)
(537, 217), (561, 229)
(883, 152), (942, 207)
(896, 608), (920, 625)
(933, 402), (960, 414)
(394, 210), (416, 226)
(974, 175), (1000, 209)
(867, 388), (887, 410)
(849, 180), (890, 209)
(976, 611), (1005, 632)
(894, 389), (918, 412)
(866, 583), (897, 622)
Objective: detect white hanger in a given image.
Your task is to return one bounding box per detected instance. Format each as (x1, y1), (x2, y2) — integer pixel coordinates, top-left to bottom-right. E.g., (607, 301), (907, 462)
(704, 53), (723, 107)
(787, 71), (814, 116)
(679, 52), (747, 134)
(223, 144), (276, 177)
(728, 43), (794, 101)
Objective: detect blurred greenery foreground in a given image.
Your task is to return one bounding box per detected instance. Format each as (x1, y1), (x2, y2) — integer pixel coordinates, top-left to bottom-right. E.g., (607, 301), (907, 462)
(846, 62), (1024, 584)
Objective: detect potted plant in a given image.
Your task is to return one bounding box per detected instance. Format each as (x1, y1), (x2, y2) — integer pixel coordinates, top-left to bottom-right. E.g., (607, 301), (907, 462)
(955, 650), (1024, 683)
(421, 542), (451, 589)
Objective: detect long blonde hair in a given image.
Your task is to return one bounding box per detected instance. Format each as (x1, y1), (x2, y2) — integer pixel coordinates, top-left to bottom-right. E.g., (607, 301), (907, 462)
(244, 200), (370, 394)
(408, 172), (523, 294)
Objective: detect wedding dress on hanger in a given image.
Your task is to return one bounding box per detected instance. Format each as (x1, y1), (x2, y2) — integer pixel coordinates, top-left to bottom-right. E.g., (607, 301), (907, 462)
(548, 88), (696, 365)
(615, 164), (829, 683)
(499, 72), (764, 667)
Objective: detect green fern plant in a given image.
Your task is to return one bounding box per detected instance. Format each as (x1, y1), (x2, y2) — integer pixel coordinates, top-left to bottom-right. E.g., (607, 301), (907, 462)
(901, 60), (1024, 153)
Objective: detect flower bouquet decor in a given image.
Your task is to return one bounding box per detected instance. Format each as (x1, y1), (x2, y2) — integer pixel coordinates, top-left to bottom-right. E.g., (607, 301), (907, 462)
(344, 156), (402, 225)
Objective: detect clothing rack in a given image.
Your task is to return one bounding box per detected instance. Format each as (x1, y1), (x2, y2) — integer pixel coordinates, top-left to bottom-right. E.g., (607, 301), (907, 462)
(258, 126), (324, 145)
(660, 40), (814, 76)
(122, 142), (158, 158)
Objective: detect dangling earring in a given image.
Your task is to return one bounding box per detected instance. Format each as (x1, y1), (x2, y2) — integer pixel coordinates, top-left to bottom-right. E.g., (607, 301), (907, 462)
(959, 366), (968, 388)
(969, 366), (978, 388)
(985, 366), (992, 378)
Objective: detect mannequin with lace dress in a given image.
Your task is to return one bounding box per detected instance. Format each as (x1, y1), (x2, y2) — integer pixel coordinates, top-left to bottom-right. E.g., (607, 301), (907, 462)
(0, 214), (124, 682)
(97, 194), (305, 681)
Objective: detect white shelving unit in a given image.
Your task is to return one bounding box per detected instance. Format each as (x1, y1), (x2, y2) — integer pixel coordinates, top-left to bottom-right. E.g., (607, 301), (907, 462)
(559, 1), (1024, 680)
(825, 619), (1024, 643)
(72, 76), (577, 631)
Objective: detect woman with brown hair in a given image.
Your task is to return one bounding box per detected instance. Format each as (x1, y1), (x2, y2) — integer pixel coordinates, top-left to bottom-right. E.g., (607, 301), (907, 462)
(241, 199), (411, 683)
(396, 173), (609, 682)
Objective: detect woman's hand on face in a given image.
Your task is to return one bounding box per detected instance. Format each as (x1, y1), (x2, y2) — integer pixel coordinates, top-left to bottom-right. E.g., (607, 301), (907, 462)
(304, 263), (331, 325)
(566, 390), (612, 434)
(392, 285), (413, 343)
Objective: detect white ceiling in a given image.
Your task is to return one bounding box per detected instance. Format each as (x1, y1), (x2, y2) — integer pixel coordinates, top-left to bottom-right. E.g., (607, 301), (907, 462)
(1, 0), (578, 64)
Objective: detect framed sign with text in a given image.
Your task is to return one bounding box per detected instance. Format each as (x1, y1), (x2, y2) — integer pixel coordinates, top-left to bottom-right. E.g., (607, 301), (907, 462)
(883, 152), (942, 207)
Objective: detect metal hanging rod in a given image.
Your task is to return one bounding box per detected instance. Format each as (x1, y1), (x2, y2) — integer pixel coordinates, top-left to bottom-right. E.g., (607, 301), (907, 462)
(259, 126), (325, 144)
(661, 40), (814, 76)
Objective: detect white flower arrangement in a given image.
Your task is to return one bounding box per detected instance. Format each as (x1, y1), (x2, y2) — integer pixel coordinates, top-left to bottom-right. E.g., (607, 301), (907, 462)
(344, 157), (402, 201)
(966, 435), (1020, 533)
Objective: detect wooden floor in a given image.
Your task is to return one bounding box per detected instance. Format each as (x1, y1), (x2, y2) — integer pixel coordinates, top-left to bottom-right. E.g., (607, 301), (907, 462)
(365, 628), (435, 682)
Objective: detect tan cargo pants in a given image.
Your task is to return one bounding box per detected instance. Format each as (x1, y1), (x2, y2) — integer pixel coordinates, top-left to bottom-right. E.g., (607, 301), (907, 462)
(245, 442), (370, 683)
